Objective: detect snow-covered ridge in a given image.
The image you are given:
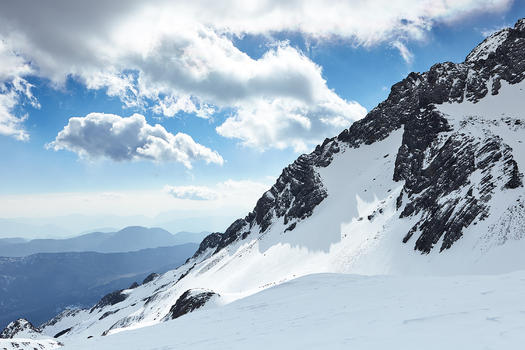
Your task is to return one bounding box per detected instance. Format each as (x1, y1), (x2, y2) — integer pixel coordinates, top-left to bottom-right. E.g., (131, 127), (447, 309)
(466, 28), (509, 62)
(466, 18), (525, 62)
(0, 319), (63, 350)
(0, 319), (41, 339)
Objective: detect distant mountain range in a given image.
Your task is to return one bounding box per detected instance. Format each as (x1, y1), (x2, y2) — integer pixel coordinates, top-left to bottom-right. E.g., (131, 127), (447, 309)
(0, 243), (198, 329)
(0, 214), (235, 240)
(0, 226), (209, 257)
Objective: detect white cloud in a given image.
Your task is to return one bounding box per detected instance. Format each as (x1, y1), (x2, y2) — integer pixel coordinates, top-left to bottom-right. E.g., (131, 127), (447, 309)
(165, 185), (219, 201)
(0, 88), (28, 141)
(47, 113), (223, 168)
(217, 92), (366, 152)
(0, 40), (38, 141)
(165, 179), (271, 201)
(0, 0), (512, 147)
(391, 41), (414, 64)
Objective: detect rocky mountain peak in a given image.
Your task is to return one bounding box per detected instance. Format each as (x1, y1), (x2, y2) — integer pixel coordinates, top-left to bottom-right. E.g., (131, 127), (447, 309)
(515, 17), (525, 32)
(198, 17), (525, 256)
(0, 318), (40, 339)
(466, 17), (525, 63)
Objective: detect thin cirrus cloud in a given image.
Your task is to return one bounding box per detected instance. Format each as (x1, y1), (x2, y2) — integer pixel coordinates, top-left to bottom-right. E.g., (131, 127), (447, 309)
(391, 41), (414, 64)
(47, 113), (224, 168)
(165, 180), (271, 201)
(0, 179), (272, 223)
(0, 0), (512, 151)
(164, 185), (219, 201)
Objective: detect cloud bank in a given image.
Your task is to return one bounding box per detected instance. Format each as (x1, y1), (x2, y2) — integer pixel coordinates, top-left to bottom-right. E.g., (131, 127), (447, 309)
(0, 0), (512, 150)
(47, 113), (223, 168)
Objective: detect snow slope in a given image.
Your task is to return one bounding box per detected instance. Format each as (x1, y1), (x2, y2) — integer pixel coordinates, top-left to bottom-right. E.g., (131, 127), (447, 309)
(63, 272), (525, 350)
(0, 338), (62, 350)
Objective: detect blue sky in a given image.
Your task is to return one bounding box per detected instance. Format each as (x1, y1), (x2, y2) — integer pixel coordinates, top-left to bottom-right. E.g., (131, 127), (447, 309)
(0, 0), (524, 235)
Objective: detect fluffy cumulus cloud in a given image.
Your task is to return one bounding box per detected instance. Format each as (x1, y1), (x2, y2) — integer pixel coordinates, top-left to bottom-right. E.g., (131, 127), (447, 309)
(47, 113), (223, 168)
(0, 0), (512, 149)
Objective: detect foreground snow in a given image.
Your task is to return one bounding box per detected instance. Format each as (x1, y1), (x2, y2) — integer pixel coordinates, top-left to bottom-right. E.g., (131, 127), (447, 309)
(61, 272), (525, 350)
(0, 338), (62, 349)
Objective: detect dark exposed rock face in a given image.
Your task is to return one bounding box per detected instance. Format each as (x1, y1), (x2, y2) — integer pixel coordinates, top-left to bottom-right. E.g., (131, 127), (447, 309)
(0, 318), (40, 339)
(167, 289), (218, 320)
(142, 272), (160, 285)
(389, 19), (525, 252)
(210, 131), (348, 254)
(205, 18), (525, 255)
(99, 309), (119, 321)
(53, 327), (72, 338)
(255, 152), (329, 232)
(192, 232), (222, 258)
(91, 290), (127, 312)
(397, 130), (522, 252)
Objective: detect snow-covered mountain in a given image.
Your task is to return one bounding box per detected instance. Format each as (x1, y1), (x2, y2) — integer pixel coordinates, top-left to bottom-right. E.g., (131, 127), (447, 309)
(3, 18), (525, 349)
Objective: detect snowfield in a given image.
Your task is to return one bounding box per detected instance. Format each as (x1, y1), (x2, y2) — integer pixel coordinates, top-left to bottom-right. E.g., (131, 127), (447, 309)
(62, 272), (525, 350)
(0, 338), (62, 349)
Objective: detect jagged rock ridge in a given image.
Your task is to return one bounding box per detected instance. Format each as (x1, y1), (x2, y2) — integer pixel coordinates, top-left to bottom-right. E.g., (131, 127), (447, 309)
(208, 17), (525, 254)
(166, 289), (219, 320)
(0, 319), (40, 339)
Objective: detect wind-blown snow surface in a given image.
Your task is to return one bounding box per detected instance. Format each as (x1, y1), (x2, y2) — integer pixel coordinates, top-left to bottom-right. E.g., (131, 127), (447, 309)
(63, 273), (525, 350)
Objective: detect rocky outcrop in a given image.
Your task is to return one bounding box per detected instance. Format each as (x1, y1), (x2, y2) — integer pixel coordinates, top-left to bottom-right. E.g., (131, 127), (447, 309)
(192, 232), (222, 258)
(389, 19), (525, 252)
(167, 289), (218, 320)
(90, 290), (127, 312)
(142, 273), (159, 285)
(0, 318), (40, 339)
(53, 327), (72, 338)
(211, 126), (341, 254)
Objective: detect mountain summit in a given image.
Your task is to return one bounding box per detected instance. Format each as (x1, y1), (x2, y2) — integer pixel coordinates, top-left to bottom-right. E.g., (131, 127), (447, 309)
(3, 18), (525, 349)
